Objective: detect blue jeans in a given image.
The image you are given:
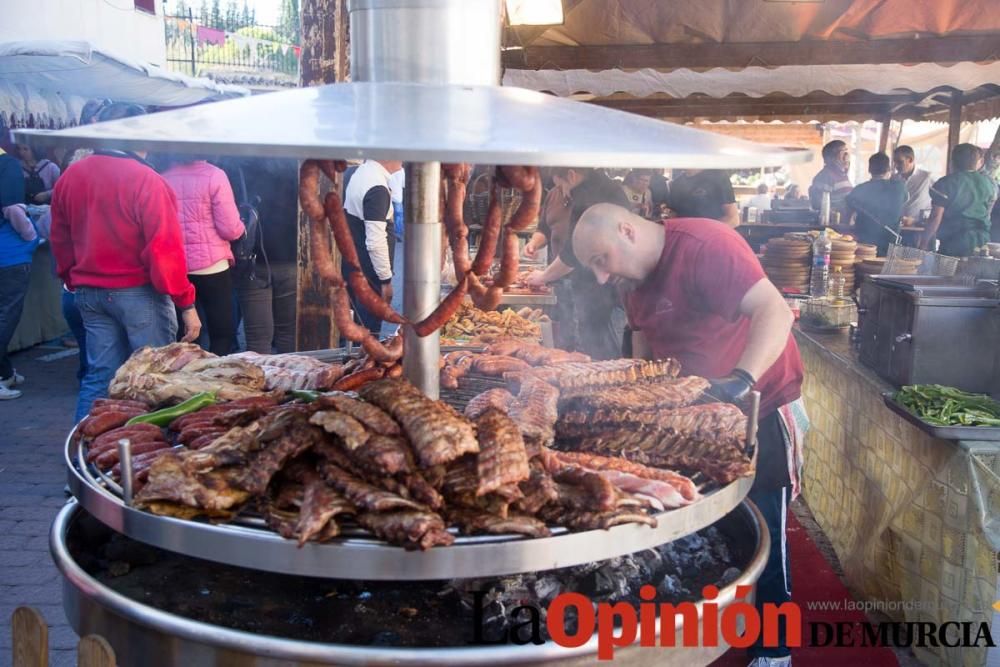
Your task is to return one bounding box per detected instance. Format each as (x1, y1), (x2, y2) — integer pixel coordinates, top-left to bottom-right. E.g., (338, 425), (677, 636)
(61, 290), (87, 381)
(74, 285), (177, 422)
(0, 263), (32, 380)
(747, 485), (792, 659)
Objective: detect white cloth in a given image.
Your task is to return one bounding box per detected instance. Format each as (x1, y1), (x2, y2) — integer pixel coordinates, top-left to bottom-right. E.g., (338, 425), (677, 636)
(344, 160), (394, 282)
(896, 168), (933, 219)
(747, 193), (773, 211)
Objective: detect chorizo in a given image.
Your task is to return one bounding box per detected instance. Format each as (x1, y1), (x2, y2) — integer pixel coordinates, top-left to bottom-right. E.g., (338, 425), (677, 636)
(90, 423), (162, 450)
(178, 426), (227, 446)
(440, 366), (460, 389)
(332, 366), (386, 392)
(493, 232), (520, 289)
(470, 182), (502, 276)
(411, 275), (469, 338)
(87, 430), (166, 462)
(443, 166), (472, 278)
(188, 432), (225, 450)
(90, 404), (146, 417)
(472, 356), (532, 376)
(308, 211), (344, 287)
(113, 449), (171, 478)
(387, 363), (404, 379)
(92, 398), (151, 412)
(95, 439), (171, 469)
(298, 160), (326, 223)
(81, 411), (132, 438)
(506, 172), (542, 232)
(472, 285), (503, 311)
(317, 159), (347, 183)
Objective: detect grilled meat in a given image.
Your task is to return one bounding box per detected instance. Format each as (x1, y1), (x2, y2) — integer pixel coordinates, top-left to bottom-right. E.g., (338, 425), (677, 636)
(230, 351), (345, 391)
(309, 410), (370, 451)
(474, 408), (530, 496)
(134, 452), (250, 515)
(520, 358), (680, 392)
(472, 355), (532, 377)
(293, 470), (354, 545)
(559, 376), (710, 413)
(538, 505), (658, 530)
(359, 379), (478, 467)
(547, 450), (700, 502)
(550, 468), (618, 512)
(557, 402), (745, 450)
(235, 420), (323, 495)
(356, 510), (455, 551)
(513, 461), (559, 514)
(464, 388), (516, 420)
(560, 427), (754, 484)
(314, 394), (401, 436)
(507, 377), (559, 448)
(447, 508), (551, 538)
(321, 463), (428, 512)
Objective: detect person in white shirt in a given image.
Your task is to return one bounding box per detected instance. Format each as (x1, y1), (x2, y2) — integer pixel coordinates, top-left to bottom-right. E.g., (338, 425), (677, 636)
(747, 183), (773, 213)
(342, 159), (402, 334)
(892, 145), (933, 220)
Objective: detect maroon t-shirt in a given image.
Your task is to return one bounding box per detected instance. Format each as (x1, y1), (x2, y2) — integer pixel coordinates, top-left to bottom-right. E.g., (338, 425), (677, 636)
(625, 218), (803, 416)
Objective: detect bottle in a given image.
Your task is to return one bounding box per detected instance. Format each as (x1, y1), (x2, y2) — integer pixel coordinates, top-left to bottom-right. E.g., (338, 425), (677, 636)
(820, 191), (831, 227)
(831, 266), (845, 299)
(811, 229), (832, 297)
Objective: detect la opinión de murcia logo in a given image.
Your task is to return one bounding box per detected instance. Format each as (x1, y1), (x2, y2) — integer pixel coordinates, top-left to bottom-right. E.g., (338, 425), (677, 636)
(470, 586), (997, 659)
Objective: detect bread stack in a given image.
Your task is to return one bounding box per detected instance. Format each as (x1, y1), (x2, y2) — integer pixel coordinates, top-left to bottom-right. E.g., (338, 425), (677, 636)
(855, 258), (886, 285)
(760, 237), (812, 293)
(830, 237), (858, 294)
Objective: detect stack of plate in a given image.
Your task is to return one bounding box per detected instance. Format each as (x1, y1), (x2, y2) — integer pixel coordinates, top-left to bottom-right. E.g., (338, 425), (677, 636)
(760, 237), (812, 292)
(830, 237), (858, 293)
(855, 258), (886, 284)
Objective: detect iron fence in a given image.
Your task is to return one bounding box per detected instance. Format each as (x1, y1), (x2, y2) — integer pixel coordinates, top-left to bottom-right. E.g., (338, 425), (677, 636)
(165, 10), (300, 79)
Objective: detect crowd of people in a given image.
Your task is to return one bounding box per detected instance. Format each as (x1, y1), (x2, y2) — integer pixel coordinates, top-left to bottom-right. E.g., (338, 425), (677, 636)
(808, 139), (998, 256)
(0, 103), (304, 414)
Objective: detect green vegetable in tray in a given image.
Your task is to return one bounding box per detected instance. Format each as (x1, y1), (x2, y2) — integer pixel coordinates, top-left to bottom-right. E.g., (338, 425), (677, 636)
(894, 385), (1000, 427)
(125, 392), (217, 427)
(290, 389), (321, 403)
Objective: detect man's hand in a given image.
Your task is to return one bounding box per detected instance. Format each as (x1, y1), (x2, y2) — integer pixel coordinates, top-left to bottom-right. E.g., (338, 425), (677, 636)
(180, 308), (202, 343)
(525, 270), (548, 289)
(523, 240), (539, 259)
(708, 369), (755, 405)
(381, 282), (394, 303)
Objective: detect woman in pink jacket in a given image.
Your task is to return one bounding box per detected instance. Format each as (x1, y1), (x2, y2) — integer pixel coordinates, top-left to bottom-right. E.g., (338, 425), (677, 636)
(161, 158), (245, 355)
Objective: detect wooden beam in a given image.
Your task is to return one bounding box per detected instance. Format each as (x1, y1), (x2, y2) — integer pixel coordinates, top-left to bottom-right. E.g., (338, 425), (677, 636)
(503, 35), (1000, 71)
(878, 114), (891, 153)
(590, 92), (924, 119)
(946, 91), (964, 174)
(296, 0), (349, 352)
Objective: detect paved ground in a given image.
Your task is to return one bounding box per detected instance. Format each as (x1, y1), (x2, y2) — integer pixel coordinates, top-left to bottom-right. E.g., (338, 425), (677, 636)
(0, 343), (80, 667)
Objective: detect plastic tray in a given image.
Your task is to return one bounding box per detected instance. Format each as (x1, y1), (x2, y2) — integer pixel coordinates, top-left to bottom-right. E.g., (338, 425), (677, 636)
(881, 392), (1000, 441)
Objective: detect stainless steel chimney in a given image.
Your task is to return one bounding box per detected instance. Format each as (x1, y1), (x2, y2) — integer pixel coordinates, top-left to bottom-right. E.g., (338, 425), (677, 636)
(349, 0), (501, 397)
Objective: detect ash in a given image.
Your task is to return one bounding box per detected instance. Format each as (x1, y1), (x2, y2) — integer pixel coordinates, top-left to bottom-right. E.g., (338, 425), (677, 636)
(446, 526), (737, 641)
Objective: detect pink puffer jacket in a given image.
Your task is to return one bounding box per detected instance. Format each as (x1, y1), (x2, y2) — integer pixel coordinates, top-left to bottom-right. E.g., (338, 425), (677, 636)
(162, 161), (245, 272)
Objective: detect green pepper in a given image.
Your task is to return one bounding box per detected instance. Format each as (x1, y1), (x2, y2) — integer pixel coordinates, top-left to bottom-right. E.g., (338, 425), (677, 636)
(126, 392), (217, 427)
(290, 389), (321, 403)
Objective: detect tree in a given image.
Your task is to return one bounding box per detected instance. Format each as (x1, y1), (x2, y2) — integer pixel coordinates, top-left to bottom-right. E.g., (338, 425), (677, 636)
(278, 0), (301, 43)
(225, 0), (240, 30)
(240, 0), (252, 28)
(198, 0), (209, 25)
(210, 0), (222, 29)
(174, 0), (189, 17)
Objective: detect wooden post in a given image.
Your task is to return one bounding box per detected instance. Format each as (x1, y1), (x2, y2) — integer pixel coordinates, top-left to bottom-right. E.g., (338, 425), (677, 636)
(946, 92), (963, 174)
(11, 607), (48, 667)
(878, 114), (891, 153)
(295, 0), (350, 351)
(78, 636), (116, 667)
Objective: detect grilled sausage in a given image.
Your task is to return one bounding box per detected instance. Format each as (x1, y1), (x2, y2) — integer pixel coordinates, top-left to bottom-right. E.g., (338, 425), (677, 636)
(411, 275), (469, 337)
(332, 367), (386, 392)
(81, 411), (132, 438)
(471, 182), (502, 276)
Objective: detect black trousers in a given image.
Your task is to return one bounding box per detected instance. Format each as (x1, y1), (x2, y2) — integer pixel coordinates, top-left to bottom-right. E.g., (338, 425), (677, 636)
(235, 262), (297, 354)
(0, 262), (31, 379)
(346, 278), (384, 337)
(748, 410), (793, 659)
(186, 269), (235, 356)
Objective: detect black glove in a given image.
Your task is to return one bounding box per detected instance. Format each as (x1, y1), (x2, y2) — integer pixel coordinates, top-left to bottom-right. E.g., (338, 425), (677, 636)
(708, 368), (756, 404)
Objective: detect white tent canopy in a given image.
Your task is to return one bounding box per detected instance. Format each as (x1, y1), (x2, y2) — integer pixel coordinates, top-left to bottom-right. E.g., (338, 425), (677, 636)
(0, 40), (248, 115)
(503, 61), (1000, 101)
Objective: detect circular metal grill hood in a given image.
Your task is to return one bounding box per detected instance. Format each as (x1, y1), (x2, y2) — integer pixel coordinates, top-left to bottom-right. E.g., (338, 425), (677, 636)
(15, 81), (813, 168)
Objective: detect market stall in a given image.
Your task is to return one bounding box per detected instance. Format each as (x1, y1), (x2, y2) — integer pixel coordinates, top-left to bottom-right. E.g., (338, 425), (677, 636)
(17, 0), (811, 664)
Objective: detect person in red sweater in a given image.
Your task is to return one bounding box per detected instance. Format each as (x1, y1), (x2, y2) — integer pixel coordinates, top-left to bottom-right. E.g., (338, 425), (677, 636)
(50, 106), (201, 422)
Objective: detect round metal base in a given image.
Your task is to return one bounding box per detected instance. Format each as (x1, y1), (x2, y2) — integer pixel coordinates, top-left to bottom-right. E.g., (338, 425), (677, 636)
(67, 432), (753, 580)
(52, 500), (769, 666)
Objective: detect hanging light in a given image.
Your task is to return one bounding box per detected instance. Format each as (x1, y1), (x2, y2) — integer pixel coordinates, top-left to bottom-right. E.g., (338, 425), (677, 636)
(505, 0), (564, 26)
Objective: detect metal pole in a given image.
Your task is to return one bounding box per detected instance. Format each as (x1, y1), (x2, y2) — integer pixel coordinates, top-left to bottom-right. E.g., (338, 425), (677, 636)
(188, 8), (196, 77)
(403, 162), (442, 398)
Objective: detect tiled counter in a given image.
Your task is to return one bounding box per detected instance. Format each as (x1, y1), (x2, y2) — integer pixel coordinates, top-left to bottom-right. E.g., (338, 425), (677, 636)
(796, 328), (1000, 667)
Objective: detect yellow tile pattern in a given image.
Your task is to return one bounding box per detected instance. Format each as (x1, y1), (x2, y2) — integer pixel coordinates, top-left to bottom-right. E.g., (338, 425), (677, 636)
(799, 336), (995, 667)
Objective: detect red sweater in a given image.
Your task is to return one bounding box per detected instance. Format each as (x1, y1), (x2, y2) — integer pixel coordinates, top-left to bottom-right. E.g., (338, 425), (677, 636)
(50, 154), (195, 308)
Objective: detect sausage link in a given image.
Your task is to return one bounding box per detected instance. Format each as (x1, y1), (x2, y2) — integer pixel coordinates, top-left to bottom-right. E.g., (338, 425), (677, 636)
(112, 449), (171, 477)
(188, 432), (226, 450)
(498, 166), (537, 192)
(178, 427), (228, 446)
(493, 233), (520, 289)
(81, 411), (132, 438)
(90, 404), (145, 417)
(298, 160), (326, 223)
(90, 423), (163, 450)
(411, 275), (469, 337)
(472, 285), (503, 311)
(332, 366), (386, 392)
(442, 165), (472, 279)
(92, 398), (151, 411)
(470, 182), (502, 276)
(95, 439), (170, 469)
(506, 171), (542, 232)
(387, 363), (404, 379)
(317, 159), (347, 183)
(87, 430), (166, 462)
